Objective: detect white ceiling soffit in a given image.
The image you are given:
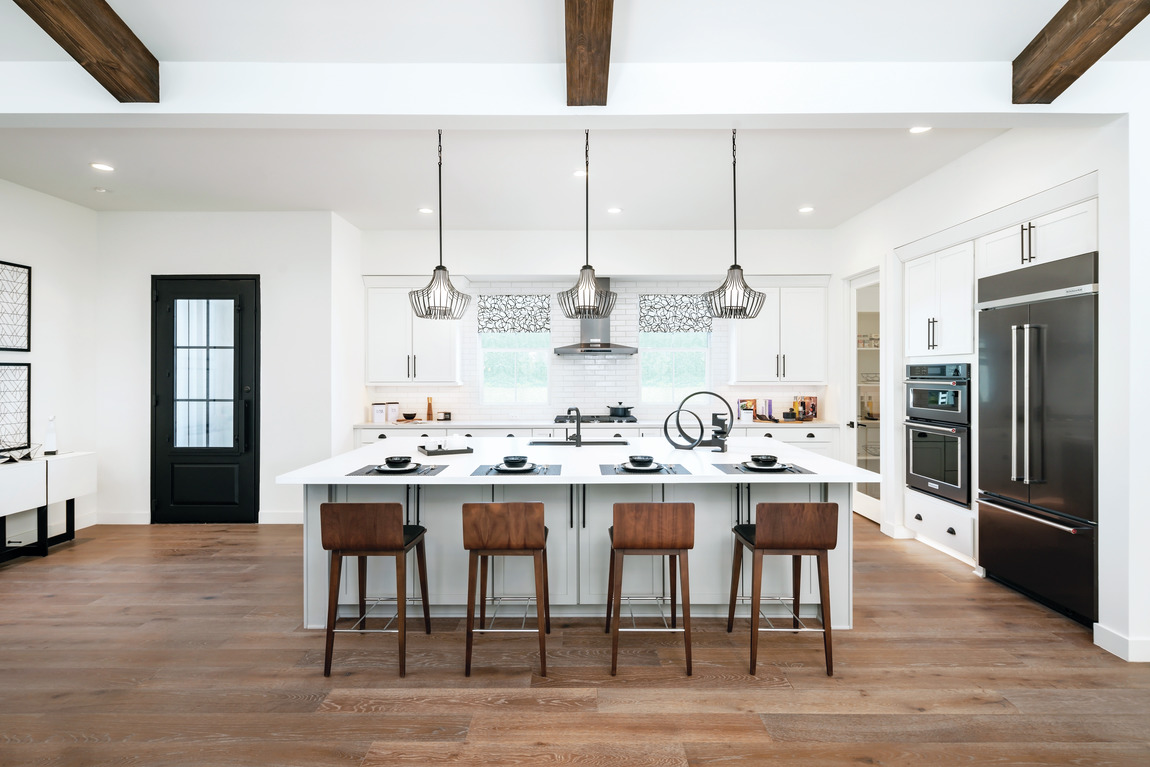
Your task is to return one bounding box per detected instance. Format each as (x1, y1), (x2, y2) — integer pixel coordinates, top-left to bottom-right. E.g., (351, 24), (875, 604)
(2, 1), (1149, 64)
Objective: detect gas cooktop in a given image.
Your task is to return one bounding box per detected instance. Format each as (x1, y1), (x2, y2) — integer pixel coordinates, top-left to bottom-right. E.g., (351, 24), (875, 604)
(553, 414), (638, 424)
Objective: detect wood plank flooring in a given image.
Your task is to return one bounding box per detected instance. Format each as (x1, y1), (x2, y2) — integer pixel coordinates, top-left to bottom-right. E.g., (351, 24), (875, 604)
(2, 517), (1148, 766)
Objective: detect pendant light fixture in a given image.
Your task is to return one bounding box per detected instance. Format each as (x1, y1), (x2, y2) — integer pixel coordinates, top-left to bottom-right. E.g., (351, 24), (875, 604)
(702, 129), (766, 319)
(558, 130), (616, 319)
(409, 130), (471, 320)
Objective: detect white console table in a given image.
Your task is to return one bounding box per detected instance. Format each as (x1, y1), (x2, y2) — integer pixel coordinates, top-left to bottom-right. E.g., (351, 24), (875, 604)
(0, 452), (96, 563)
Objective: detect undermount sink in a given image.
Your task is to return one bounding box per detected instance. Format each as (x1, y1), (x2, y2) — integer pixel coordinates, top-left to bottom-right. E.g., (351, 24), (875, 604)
(528, 440), (630, 446)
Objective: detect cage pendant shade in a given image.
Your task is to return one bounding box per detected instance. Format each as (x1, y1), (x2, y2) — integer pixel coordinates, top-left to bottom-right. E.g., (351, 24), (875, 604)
(409, 129), (471, 320)
(702, 264), (765, 319)
(409, 265), (470, 320)
(558, 264), (616, 319)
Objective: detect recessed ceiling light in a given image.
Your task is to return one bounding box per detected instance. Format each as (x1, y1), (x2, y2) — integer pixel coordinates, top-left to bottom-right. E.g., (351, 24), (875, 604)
(573, 170), (587, 177)
(90, 162), (114, 171)
(798, 206), (815, 214)
(607, 207), (622, 214)
(418, 207), (433, 214)
(93, 187), (109, 193)
(909, 126), (932, 134)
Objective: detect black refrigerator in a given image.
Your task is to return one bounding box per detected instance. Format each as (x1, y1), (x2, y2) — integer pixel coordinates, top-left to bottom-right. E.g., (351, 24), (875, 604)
(977, 252), (1098, 625)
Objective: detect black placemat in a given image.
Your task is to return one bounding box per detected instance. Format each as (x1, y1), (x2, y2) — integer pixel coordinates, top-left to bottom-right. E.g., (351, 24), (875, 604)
(715, 463), (813, 475)
(599, 464), (689, 476)
(347, 464), (448, 477)
(471, 464), (562, 476)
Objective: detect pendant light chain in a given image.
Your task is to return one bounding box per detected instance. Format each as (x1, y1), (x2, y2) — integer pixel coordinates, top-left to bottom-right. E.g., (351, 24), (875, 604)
(438, 129), (443, 268)
(732, 129), (738, 267)
(557, 128), (616, 319)
(585, 129), (590, 267)
(409, 129), (471, 320)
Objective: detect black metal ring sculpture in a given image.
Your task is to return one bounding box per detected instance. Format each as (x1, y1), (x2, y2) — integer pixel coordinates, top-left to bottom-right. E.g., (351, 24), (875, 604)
(663, 391), (735, 451)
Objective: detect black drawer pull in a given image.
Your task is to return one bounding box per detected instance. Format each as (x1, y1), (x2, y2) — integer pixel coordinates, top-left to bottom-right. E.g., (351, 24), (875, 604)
(420, 433), (429, 438)
(946, 527), (956, 536)
(507, 433), (515, 437)
(764, 432), (773, 438)
(377, 434), (387, 439)
(914, 514), (923, 521)
(465, 433), (473, 437)
(806, 433), (815, 438)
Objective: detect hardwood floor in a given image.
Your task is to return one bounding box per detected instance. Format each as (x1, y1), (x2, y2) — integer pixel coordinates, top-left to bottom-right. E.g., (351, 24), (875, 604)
(2, 517), (1148, 766)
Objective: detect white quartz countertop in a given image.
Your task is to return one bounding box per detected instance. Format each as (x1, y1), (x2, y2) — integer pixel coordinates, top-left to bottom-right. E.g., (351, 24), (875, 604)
(353, 420), (837, 429)
(278, 436), (874, 486)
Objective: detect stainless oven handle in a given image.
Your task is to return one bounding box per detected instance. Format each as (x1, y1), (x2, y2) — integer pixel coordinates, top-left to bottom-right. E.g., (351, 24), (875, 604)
(903, 420), (959, 435)
(1010, 324), (1019, 481)
(902, 380), (964, 386)
(1023, 322), (1031, 484)
(979, 499), (1093, 534)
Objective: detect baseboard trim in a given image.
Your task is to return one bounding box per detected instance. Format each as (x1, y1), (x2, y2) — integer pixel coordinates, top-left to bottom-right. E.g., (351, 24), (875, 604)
(259, 510), (303, 525)
(1094, 623), (1150, 662)
(98, 511), (150, 525)
(880, 523), (915, 539)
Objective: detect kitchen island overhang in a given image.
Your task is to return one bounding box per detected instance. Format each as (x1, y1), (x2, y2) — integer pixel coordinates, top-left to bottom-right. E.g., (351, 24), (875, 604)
(278, 437), (877, 630)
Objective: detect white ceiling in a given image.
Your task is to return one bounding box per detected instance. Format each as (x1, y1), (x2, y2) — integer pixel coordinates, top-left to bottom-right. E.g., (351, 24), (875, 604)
(0, 1), (1145, 231)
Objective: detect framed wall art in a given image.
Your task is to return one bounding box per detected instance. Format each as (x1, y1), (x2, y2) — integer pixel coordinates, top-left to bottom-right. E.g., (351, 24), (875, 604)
(0, 260), (31, 351)
(0, 362), (31, 452)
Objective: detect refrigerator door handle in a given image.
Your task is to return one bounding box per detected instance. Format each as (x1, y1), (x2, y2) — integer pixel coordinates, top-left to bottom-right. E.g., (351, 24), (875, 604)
(1023, 322), (1033, 484)
(979, 499), (1093, 534)
(1010, 324), (1020, 481)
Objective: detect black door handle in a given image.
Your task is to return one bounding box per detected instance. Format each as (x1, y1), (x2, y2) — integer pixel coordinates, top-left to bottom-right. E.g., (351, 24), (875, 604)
(914, 513), (923, 521)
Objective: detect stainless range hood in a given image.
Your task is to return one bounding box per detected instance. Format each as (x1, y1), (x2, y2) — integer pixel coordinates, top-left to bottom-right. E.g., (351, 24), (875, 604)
(553, 278), (637, 356)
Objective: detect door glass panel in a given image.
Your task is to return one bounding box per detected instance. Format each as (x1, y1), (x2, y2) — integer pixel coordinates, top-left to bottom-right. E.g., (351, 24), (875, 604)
(910, 430), (960, 486)
(174, 299), (235, 448)
(855, 285), (880, 500)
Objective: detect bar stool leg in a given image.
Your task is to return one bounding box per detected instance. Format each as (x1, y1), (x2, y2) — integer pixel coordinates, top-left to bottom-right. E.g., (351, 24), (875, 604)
(818, 550), (833, 676)
(465, 550), (478, 676)
(395, 550), (407, 677)
(792, 555), (803, 629)
(679, 549), (692, 676)
(416, 538), (431, 634)
(749, 549), (764, 675)
(727, 537), (743, 633)
(542, 547), (552, 634)
(604, 546), (615, 633)
(533, 550), (548, 677)
(324, 552), (343, 677)
(479, 555), (489, 629)
(669, 554), (678, 629)
(357, 555), (368, 626)
(610, 549), (625, 676)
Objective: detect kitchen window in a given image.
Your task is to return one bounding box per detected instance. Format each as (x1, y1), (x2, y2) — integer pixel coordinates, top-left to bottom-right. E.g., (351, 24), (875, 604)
(639, 294), (711, 402)
(478, 295), (550, 404)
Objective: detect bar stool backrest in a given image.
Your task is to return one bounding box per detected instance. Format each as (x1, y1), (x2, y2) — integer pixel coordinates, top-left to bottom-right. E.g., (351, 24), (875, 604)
(612, 503), (695, 549)
(462, 502), (545, 550)
(753, 502), (838, 550)
(320, 502), (405, 551)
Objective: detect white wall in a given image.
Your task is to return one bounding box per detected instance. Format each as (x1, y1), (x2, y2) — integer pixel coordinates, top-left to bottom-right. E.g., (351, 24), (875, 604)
(330, 213), (364, 456)
(0, 179), (99, 539)
(95, 212), (337, 524)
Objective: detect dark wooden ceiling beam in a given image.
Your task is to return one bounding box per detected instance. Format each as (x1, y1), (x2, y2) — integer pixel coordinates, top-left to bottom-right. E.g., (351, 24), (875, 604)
(1013, 0), (1150, 104)
(565, 0), (613, 106)
(13, 0), (159, 102)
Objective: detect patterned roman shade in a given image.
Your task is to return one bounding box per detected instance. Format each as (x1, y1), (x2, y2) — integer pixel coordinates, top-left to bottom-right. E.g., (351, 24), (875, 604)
(639, 294), (713, 333)
(477, 294), (551, 333)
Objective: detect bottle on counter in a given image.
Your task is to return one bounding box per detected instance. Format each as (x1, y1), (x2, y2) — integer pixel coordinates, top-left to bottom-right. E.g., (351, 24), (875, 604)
(426, 397), (433, 421)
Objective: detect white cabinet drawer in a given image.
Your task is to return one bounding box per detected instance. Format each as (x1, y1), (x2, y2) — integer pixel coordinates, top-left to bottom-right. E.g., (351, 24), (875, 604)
(356, 427), (447, 446)
(904, 489), (975, 559)
(741, 426), (834, 444)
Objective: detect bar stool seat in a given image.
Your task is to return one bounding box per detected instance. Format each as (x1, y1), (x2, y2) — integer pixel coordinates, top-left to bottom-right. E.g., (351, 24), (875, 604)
(605, 502), (695, 676)
(462, 502), (551, 677)
(320, 502), (431, 677)
(727, 502), (838, 675)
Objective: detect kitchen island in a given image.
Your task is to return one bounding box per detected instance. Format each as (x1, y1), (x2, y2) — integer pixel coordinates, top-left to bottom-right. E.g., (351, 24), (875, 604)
(278, 437), (876, 630)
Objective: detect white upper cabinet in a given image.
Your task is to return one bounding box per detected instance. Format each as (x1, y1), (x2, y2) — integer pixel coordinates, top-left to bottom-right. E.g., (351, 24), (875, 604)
(730, 284), (827, 384)
(975, 199), (1097, 279)
(365, 285), (462, 385)
(904, 241), (974, 357)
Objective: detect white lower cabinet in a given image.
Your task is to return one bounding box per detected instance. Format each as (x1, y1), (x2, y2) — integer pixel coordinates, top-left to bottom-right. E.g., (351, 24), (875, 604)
(904, 488), (975, 559)
(491, 484), (578, 605)
(740, 483), (827, 606)
(355, 426), (447, 446)
(737, 426), (838, 457)
(579, 484), (661, 603)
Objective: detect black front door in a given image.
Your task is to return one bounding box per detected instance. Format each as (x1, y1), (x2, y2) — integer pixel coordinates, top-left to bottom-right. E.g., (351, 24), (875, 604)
(151, 277), (259, 523)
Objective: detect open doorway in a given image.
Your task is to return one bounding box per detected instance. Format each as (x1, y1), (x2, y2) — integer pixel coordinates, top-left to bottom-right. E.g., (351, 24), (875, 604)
(849, 275), (881, 522)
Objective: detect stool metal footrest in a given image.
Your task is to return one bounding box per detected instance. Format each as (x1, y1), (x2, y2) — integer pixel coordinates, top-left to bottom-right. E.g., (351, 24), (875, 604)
(473, 595), (545, 634)
(332, 594), (419, 634)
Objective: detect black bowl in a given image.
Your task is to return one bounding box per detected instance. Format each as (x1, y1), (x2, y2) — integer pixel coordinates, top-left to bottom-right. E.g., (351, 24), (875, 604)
(502, 455), (528, 468)
(750, 454), (778, 466)
(628, 455), (654, 467)
(401, 412), (417, 420)
(384, 455), (411, 468)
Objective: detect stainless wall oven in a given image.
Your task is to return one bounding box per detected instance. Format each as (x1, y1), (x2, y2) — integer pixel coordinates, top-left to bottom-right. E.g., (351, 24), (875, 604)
(905, 363), (971, 506)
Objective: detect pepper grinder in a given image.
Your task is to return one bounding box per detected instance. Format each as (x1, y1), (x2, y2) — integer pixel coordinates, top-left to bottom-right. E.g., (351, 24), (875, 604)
(426, 397), (433, 422)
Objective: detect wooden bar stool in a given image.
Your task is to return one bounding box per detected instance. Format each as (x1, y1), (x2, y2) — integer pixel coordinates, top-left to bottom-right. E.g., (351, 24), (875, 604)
(462, 502), (550, 677)
(726, 502), (838, 675)
(606, 502), (695, 676)
(320, 502), (430, 677)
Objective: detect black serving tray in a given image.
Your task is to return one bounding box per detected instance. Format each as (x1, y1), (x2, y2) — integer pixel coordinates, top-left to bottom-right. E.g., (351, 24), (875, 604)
(418, 446), (474, 456)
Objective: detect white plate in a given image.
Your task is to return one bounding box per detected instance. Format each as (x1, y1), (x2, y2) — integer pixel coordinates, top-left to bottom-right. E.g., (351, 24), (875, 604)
(621, 462), (663, 472)
(374, 463), (420, 473)
(741, 461), (789, 472)
(494, 462), (537, 473)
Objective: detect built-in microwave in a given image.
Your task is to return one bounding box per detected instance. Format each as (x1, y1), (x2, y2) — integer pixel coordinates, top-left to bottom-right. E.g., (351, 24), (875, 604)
(905, 363), (971, 426)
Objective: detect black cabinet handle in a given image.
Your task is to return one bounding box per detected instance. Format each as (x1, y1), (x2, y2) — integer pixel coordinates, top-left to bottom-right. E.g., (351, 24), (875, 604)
(782, 354), (786, 378)
(806, 433), (815, 439)
(413, 355), (417, 378)
(764, 432), (773, 438)
(420, 433), (429, 438)
(568, 485), (574, 529)
(914, 513), (923, 521)
(377, 434), (387, 439)
(1020, 223), (1027, 264)
(613, 433), (622, 438)
(776, 354), (780, 377)
(465, 433), (473, 437)
(946, 527), (956, 536)
(406, 354), (411, 378)
(581, 485), (586, 529)
(1026, 223), (1035, 263)
(507, 433), (515, 437)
